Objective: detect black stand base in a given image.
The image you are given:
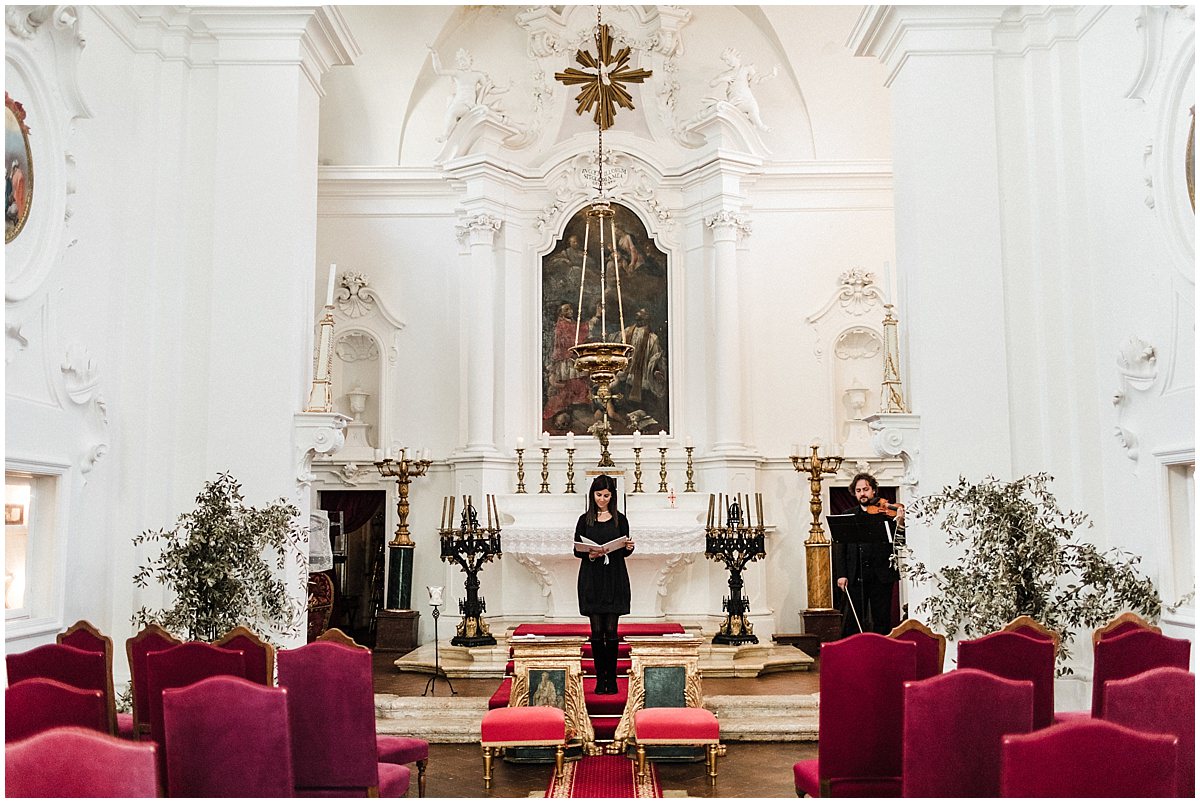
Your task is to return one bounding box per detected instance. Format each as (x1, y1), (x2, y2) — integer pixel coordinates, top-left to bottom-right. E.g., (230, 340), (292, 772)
(422, 667), (457, 696)
(712, 632), (759, 646)
(450, 633), (497, 647)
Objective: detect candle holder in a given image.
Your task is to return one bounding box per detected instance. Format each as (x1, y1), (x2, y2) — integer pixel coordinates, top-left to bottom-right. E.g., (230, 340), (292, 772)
(790, 444), (844, 610)
(632, 447), (644, 493)
(565, 447), (576, 493)
(438, 495), (503, 647)
(704, 492), (766, 645)
(304, 302), (336, 412)
(515, 447), (527, 494)
(423, 587), (456, 697)
(684, 446), (696, 492)
(657, 447), (669, 493)
(539, 447), (551, 494)
(375, 449), (433, 547)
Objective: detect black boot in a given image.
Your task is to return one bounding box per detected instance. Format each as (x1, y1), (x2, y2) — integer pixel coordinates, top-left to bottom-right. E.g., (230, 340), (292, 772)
(590, 638), (606, 694)
(600, 637), (618, 694)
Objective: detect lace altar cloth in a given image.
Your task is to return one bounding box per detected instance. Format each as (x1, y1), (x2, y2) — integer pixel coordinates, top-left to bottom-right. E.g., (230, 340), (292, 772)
(502, 524), (705, 556)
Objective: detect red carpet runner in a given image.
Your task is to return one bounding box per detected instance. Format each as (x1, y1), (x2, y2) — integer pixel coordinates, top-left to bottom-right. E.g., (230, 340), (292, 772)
(545, 754), (662, 798)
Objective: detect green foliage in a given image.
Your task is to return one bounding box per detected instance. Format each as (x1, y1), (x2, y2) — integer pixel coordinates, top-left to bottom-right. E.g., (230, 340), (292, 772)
(907, 473), (1161, 671)
(132, 472), (306, 642)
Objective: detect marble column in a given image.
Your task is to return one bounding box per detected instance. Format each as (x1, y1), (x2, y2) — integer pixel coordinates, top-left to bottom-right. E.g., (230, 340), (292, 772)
(706, 210), (752, 453)
(459, 212), (503, 454)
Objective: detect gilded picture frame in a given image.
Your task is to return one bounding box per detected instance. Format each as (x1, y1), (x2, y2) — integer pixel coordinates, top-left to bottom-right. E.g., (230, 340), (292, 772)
(541, 202), (670, 436)
(5, 92), (33, 244)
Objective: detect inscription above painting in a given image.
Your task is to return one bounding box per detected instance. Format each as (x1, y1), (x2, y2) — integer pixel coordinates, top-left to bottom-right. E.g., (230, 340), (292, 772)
(542, 202), (669, 437)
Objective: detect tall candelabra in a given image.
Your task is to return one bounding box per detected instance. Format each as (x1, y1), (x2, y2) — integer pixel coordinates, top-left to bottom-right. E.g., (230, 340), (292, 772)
(375, 449), (433, 546)
(790, 444), (844, 610)
(438, 495), (502, 647)
(705, 493), (766, 645)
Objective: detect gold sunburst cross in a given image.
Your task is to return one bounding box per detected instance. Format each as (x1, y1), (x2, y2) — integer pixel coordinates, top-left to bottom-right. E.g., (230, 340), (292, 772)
(554, 24), (652, 131)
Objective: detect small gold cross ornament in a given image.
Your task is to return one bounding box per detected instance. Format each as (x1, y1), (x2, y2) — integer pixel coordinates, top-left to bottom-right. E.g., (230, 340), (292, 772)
(554, 24), (652, 130)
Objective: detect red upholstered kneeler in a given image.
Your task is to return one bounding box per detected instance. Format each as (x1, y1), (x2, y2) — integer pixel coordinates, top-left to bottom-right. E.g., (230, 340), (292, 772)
(632, 707), (722, 782)
(480, 706), (567, 788)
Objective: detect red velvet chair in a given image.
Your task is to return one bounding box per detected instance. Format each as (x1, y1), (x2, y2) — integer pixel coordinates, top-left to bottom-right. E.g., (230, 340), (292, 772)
(886, 618), (946, 679)
(1090, 628), (1190, 717)
(5, 725), (159, 797)
(1001, 615), (1060, 652)
(315, 626), (431, 795)
(793, 633), (917, 797)
(126, 623), (182, 738)
(277, 640), (410, 797)
(5, 678), (108, 743)
(162, 675), (294, 796)
(1091, 611), (1160, 647)
(1101, 667), (1194, 798)
(57, 619), (132, 737)
(958, 630), (1056, 729)
(144, 642), (249, 752)
(1000, 718), (1178, 797)
(902, 668), (1034, 796)
(212, 625), (275, 686)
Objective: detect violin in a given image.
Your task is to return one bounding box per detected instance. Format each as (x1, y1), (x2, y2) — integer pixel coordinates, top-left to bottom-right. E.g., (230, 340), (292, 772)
(865, 497), (904, 517)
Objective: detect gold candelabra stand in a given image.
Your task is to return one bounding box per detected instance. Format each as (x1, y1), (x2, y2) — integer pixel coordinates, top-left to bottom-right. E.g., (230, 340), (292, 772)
(539, 447), (551, 493)
(790, 445), (844, 609)
(565, 447), (576, 493)
(570, 341), (633, 468)
(376, 449), (433, 547)
(632, 447), (644, 493)
(515, 447), (526, 494)
(657, 447), (669, 493)
(684, 446), (696, 492)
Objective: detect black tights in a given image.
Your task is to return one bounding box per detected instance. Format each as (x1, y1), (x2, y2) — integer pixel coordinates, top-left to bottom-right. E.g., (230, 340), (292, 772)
(588, 613), (619, 642)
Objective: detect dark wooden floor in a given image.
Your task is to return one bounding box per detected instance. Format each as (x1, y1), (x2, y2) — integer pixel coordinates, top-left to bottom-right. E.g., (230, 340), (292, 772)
(372, 651), (820, 797)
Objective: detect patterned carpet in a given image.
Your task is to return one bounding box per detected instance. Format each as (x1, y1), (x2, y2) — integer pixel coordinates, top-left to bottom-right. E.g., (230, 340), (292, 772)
(544, 754), (663, 798)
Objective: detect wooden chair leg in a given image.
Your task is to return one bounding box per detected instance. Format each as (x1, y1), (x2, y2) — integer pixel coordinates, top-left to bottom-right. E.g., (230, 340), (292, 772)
(416, 758), (427, 797)
(482, 745), (493, 788)
(554, 744), (564, 779)
(637, 744), (647, 780)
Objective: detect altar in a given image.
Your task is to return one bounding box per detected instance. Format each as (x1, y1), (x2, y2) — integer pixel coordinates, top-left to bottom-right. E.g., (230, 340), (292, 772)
(497, 491), (709, 621)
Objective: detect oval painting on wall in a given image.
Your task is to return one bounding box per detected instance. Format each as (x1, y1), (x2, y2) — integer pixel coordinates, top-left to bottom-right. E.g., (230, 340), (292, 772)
(6, 92), (33, 244)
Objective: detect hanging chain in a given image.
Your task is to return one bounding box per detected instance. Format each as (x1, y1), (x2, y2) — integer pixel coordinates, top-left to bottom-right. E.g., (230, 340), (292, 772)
(595, 4), (604, 197)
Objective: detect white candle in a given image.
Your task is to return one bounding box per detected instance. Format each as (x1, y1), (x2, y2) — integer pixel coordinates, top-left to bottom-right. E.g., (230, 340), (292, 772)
(791, 443), (801, 457)
(541, 431), (550, 449)
(325, 263), (337, 307)
(374, 449), (384, 461)
(516, 436), (525, 450)
(685, 435), (694, 449)
(658, 430), (667, 449)
(423, 448), (432, 461)
(633, 430), (642, 449)
(566, 432), (575, 449)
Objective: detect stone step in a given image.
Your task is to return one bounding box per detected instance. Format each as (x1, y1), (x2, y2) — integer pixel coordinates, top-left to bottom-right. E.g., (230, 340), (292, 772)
(375, 692), (819, 743)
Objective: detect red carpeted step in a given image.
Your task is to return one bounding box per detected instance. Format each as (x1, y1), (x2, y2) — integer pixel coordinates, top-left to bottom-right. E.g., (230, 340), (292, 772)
(488, 677), (512, 709)
(505, 658), (631, 676)
(508, 642), (633, 659)
(583, 676), (628, 714)
(511, 623), (685, 638)
(590, 715), (621, 741)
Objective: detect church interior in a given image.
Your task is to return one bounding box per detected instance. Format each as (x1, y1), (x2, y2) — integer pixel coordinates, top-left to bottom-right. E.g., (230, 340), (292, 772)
(4, 4), (1195, 798)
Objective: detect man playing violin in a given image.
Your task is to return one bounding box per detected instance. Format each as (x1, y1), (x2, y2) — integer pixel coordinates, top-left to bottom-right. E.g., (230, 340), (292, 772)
(833, 472), (904, 636)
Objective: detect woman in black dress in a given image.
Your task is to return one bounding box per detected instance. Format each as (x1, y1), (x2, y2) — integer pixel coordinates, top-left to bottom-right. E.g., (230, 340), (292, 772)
(574, 474), (636, 694)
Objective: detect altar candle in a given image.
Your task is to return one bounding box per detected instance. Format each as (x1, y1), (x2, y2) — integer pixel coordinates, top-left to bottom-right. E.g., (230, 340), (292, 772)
(325, 263), (337, 307)
(486, 495), (493, 529)
(707, 494), (715, 528)
(566, 431), (575, 449)
(516, 436), (525, 450)
(440, 496), (448, 530)
(374, 449), (384, 461)
(658, 430), (667, 449)
(541, 431), (550, 449)
(756, 493), (764, 528)
(423, 448), (432, 461)
(686, 435), (694, 449)
(633, 430), (642, 449)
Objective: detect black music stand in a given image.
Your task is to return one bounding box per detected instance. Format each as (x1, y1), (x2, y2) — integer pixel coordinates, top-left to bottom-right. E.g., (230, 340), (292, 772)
(423, 594), (457, 696)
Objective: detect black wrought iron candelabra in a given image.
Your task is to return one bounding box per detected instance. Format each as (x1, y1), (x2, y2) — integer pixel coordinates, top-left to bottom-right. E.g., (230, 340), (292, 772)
(438, 495), (502, 647)
(704, 492), (766, 645)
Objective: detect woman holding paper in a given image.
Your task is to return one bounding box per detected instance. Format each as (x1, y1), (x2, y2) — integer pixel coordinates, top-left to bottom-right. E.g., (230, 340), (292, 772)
(574, 474), (635, 695)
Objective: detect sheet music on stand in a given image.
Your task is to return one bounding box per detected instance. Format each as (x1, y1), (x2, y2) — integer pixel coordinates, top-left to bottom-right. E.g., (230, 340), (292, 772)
(826, 512), (894, 544)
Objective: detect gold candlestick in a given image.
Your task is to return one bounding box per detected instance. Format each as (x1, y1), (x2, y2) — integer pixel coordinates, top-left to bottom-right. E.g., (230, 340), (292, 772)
(657, 447), (668, 493)
(790, 445), (844, 609)
(539, 447), (551, 494)
(684, 446), (696, 492)
(565, 448), (576, 493)
(632, 447), (644, 493)
(375, 449), (434, 547)
(515, 448), (526, 494)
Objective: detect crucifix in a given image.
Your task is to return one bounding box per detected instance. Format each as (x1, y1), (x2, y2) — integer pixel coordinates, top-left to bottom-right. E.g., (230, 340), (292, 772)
(554, 23), (652, 130)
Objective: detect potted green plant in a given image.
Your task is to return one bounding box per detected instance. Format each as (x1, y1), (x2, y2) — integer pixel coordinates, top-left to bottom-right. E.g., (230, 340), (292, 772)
(132, 472), (306, 642)
(906, 472), (1165, 671)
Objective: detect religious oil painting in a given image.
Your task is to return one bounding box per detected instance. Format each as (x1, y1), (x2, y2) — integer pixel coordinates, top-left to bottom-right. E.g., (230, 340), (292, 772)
(528, 668), (566, 710)
(541, 202), (669, 437)
(5, 92), (32, 244)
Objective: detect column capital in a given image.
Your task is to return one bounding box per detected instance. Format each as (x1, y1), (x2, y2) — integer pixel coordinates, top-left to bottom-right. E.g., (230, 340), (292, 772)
(705, 210), (752, 241)
(456, 212), (503, 249)
(848, 5), (1006, 87)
